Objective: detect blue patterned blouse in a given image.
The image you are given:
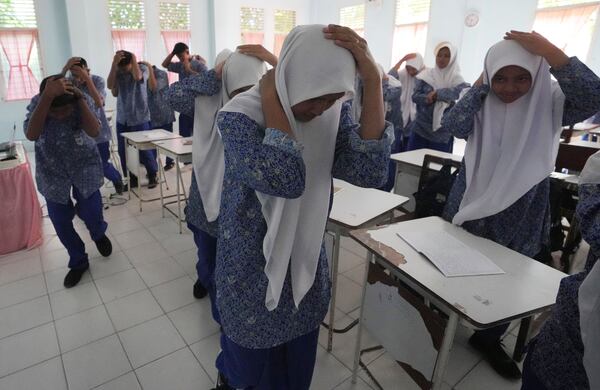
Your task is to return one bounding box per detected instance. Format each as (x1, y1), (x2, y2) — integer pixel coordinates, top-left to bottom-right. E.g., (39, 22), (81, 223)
(24, 94), (103, 205)
(408, 79), (470, 144)
(167, 60), (208, 82)
(527, 183), (600, 390)
(75, 74), (111, 144)
(148, 66), (175, 128)
(215, 101), (393, 349)
(116, 64), (150, 126)
(383, 81), (403, 154)
(442, 57), (600, 257)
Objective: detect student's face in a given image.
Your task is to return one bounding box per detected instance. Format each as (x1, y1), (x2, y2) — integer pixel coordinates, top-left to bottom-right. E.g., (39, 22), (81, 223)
(176, 50), (190, 62)
(229, 85), (252, 99)
(291, 92), (346, 122)
(406, 65), (419, 77)
(436, 47), (451, 69)
(491, 65), (532, 104)
(48, 104), (74, 121)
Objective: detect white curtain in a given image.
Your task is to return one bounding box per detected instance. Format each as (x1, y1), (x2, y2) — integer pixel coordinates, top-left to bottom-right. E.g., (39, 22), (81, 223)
(390, 22), (428, 68)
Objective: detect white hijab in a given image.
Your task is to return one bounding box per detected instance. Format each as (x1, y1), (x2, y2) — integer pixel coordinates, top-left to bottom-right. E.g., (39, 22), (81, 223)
(453, 39), (565, 225)
(192, 50), (267, 222)
(398, 53), (424, 126)
(417, 43), (464, 131)
(578, 151), (600, 390)
(221, 24), (356, 310)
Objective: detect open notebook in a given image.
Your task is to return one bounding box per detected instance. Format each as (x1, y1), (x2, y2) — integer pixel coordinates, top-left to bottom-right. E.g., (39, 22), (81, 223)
(397, 231), (505, 277)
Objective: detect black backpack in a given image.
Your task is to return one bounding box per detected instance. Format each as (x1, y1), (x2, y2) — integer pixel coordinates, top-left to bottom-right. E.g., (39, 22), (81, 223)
(413, 161), (459, 219)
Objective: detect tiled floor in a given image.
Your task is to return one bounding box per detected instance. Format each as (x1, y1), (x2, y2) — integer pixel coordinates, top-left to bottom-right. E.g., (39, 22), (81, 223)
(0, 161), (586, 389)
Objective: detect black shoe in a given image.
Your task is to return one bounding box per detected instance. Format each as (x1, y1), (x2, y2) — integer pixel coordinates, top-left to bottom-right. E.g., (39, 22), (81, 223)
(148, 174), (159, 189)
(469, 334), (522, 379)
(64, 265), (89, 288)
(129, 175), (138, 188)
(164, 161), (175, 171)
(193, 279), (208, 299)
(114, 181), (125, 195)
(211, 373), (234, 390)
(95, 235), (113, 257)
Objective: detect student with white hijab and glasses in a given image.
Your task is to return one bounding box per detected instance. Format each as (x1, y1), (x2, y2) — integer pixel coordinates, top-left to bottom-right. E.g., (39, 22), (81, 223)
(211, 24), (393, 390)
(167, 46), (273, 306)
(521, 151), (600, 390)
(389, 52), (425, 150)
(406, 42), (469, 152)
(441, 31), (600, 380)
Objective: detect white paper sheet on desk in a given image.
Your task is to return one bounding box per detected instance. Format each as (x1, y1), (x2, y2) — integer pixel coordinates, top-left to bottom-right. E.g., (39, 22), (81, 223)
(398, 231), (505, 277)
(143, 130), (168, 140)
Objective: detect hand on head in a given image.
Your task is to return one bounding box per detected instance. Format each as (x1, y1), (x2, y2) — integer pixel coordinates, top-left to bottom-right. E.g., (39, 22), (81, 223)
(113, 51), (125, 65)
(323, 24), (380, 83)
(504, 31), (555, 57)
(42, 77), (74, 100)
(401, 53), (418, 63)
(237, 44), (278, 66)
(63, 57), (82, 73)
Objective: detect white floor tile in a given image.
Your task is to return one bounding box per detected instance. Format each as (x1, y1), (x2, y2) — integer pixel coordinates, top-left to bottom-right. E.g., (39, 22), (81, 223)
(172, 248), (198, 276)
(147, 220), (180, 241)
(135, 210), (165, 228)
(160, 233), (196, 256)
(455, 360), (522, 390)
(359, 352), (421, 390)
(40, 235), (66, 255)
(114, 229), (156, 251)
(119, 315), (185, 368)
(136, 348), (214, 390)
(0, 356), (67, 390)
(0, 256), (42, 286)
(44, 267), (91, 294)
(167, 300), (220, 345)
(312, 346), (353, 389)
(105, 289), (164, 331)
(0, 323), (60, 378)
(338, 247), (367, 274)
(95, 269), (146, 303)
(107, 217), (144, 236)
(41, 247), (70, 272)
(151, 276), (196, 312)
(189, 332), (221, 383)
(124, 241), (170, 265)
(343, 263), (368, 285)
(0, 274), (46, 309)
(89, 251), (133, 280)
(55, 305), (115, 353)
(0, 296), (52, 340)
(49, 282), (102, 320)
(93, 372), (141, 390)
(62, 335), (131, 390)
(340, 237), (368, 259)
(135, 257), (186, 287)
(333, 376), (374, 390)
(0, 248), (40, 267)
(444, 337), (483, 386)
(334, 275), (364, 314)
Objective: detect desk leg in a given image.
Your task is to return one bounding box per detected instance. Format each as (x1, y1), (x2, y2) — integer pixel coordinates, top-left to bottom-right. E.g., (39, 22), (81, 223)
(327, 230), (341, 352)
(125, 140), (131, 201)
(159, 151), (165, 218)
(393, 163), (401, 195)
(431, 312), (458, 390)
(176, 157), (182, 234)
(137, 148), (142, 212)
(513, 316), (532, 362)
(352, 251), (372, 384)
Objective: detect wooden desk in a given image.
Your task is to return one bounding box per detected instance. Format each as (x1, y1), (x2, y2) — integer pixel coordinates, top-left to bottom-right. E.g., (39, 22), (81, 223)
(350, 217), (565, 389)
(120, 130), (181, 212)
(152, 138), (193, 234)
(391, 149), (462, 212)
(325, 179), (409, 351)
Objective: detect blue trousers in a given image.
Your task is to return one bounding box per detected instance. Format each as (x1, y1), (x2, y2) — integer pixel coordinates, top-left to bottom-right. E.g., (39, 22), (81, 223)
(179, 114), (194, 137)
(154, 122), (174, 165)
(407, 131), (453, 153)
(521, 346), (547, 390)
(96, 141), (122, 185)
(216, 329), (319, 390)
(116, 122), (158, 176)
(46, 188), (107, 270)
(188, 222), (219, 324)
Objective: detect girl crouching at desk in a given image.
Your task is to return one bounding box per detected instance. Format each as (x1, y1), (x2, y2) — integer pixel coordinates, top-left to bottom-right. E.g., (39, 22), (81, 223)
(440, 31), (600, 379)
(24, 75), (112, 289)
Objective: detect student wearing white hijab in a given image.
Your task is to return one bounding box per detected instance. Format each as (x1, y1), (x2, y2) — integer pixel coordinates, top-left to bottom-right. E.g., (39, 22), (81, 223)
(167, 47), (272, 308)
(211, 24), (392, 390)
(406, 42), (469, 152)
(441, 31), (600, 380)
(522, 152), (600, 390)
(390, 52), (425, 150)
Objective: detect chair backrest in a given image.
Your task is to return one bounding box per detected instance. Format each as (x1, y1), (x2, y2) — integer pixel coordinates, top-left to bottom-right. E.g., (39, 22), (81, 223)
(413, 154), (462, 219)
(556, 142), (600, 172)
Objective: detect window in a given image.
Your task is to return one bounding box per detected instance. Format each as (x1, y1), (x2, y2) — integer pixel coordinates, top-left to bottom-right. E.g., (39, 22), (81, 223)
(339, 4), (365, 37)
(0, 0), (42, 101)
(159, 1), (191, 84)
(533, 0), (599, 61)
(240, 7), (265, 45)
(274, 10), (296, 56)
(108, 0), (146, 60)
(391, 0), (430, 68)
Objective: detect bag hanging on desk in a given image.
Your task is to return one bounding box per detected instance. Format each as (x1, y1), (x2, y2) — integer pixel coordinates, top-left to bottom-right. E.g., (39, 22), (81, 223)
(413, 164), (459, 219)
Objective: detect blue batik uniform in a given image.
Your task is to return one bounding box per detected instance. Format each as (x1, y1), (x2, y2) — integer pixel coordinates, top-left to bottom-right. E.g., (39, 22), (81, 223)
(406, 79), (469, 152)
(115, 63), (157, 177)
(167, 59), (208, 137)
(213, 101), (393, 388)
(441, 57), (600, 345)
(25, 94), (107, 270)
(76, 74), (122, 186)
(167, 69), (221, 321)
(380, 79), (403, 192)
(148, 66), (176, 166)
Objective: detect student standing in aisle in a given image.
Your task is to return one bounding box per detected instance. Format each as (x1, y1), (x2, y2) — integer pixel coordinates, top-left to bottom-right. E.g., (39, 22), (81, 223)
(407, 43), (469, 152)
(441, 31), (600, 379)
(25, 75), (112, 288)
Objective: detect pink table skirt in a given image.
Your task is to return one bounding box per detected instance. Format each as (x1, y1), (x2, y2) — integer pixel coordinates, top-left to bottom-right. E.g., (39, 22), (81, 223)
(0, 158), (43, 255)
